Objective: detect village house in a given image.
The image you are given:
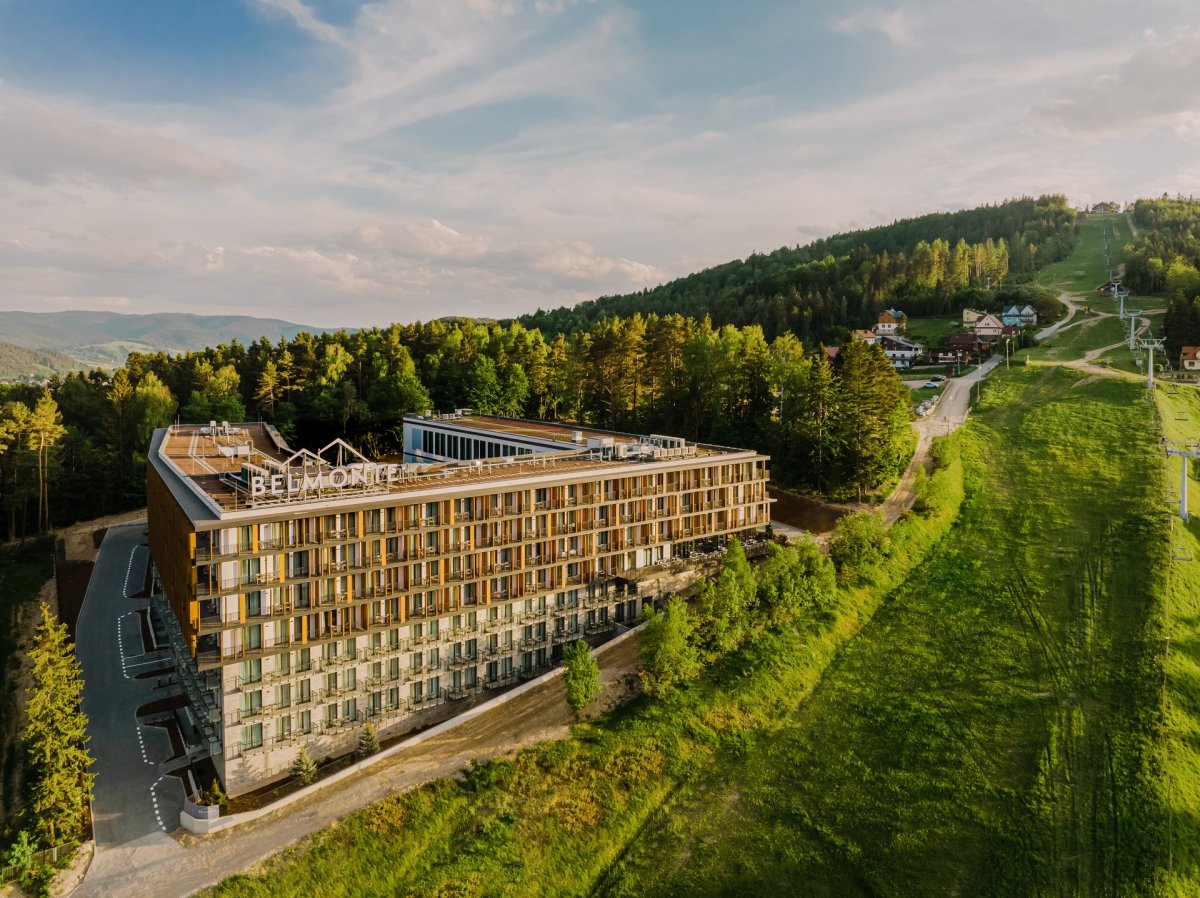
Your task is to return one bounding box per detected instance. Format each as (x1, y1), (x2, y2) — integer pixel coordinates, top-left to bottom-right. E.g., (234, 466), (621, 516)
(878, 335), (924, 369)
(973, 313), (1005, 339)
(873, 309), (907, 335)
(961, 308), (985, 327)
(850, 329), (878, 346)
(1001, 305), (1038, 327)
(1181, 346), (1200, 372)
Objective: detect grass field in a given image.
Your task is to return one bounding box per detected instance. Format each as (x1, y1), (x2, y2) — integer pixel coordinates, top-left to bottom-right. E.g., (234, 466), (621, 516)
(1153, 385), (1200, 898)
(603, 368), (1168, 896)
(903, 316), (961, 346)
(1036, 213), (1122, 295)
(1025, 314), (1128, 362)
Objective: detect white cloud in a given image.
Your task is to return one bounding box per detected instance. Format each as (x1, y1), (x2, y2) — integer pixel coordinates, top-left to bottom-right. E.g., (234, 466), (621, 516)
(0, 86), (238, 186)
(252, 0), (352, 49)
(1038, 27), (1200, 135)
(831, 5), (918, 49)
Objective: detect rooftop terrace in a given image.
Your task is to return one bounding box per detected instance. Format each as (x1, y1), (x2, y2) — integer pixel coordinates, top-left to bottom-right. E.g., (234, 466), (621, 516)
(152, 419), (754, 523)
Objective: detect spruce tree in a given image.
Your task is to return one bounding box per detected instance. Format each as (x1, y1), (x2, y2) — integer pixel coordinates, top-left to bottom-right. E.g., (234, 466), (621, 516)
(24, 604), (94, 846)
(292, 746), (317, 785)
(357, 721), (380, 758)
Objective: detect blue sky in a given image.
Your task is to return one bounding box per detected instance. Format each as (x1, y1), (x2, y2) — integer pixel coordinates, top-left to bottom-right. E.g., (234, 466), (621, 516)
(1, 0), (1199, 327)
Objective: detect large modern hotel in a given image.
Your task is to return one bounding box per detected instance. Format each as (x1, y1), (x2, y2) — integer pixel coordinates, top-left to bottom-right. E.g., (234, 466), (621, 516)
(147, 413), (770, 796)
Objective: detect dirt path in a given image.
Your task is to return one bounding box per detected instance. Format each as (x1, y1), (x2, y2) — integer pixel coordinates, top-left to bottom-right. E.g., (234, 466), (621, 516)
(77, 630), (643, 898)
(58, 509), (146, 563)
(1126, 213), (1140, 240)
(1036, 291), (1083, 341)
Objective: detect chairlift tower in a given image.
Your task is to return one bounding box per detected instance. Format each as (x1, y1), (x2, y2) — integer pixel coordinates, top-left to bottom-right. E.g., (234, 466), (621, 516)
(1115, 288), (1128, 320)
(1137, 337), (1165, 390)
(1126, 309), (1141, 350)
(1165, 441), (1200, 522)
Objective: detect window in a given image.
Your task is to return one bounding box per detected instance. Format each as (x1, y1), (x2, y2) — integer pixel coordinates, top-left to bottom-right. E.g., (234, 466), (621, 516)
(343, 697), (357, 722)
(298, 679), (311, 703)
(240, 659), (262, 685)
(277, 715), (291, 742)
(277, 683), (291, 708)
(242, 723), (263, 750)
(245, 624), (262, 650)
(427, 676), (440, 698)
(277, 652), (291, 676)
(299, 709), (312, 734)
(345, 668), (356, 690)
(297, 648), (311, 672)
(325, 703), (338, 725)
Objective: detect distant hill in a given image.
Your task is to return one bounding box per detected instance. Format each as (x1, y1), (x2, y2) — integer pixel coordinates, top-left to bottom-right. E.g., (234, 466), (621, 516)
(517, 195), (1077, 341)
(0, 341), (81, 382)
(0, 310), (325, 369)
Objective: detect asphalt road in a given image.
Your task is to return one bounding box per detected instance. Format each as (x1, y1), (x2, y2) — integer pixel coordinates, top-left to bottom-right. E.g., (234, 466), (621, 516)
(76, 522), (186, 897)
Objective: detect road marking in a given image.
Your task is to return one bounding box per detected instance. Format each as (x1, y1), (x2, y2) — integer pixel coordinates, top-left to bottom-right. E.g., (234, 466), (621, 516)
(123, 544), (147, 598)
(116, 612), (138, 681)
(150, 775), (172, 832)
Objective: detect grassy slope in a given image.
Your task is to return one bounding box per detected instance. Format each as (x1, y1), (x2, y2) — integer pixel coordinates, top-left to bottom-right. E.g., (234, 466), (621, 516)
(205, 434), (968, 898)
(1154, 385), (1200, 897)
(606, 368), (1168, 896)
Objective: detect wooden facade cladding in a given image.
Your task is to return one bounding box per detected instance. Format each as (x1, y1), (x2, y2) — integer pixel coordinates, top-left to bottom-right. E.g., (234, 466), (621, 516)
(146, 461), (198, 652)
(176, 457), (769, 669)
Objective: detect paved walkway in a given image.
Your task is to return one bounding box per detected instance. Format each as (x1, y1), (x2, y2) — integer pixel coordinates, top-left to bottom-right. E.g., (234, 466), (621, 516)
(76, 522), (187, 897)
(877, 355), (1002, 524)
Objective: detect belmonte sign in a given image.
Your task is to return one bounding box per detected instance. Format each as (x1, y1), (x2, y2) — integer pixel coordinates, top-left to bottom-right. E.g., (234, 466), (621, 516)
(248, 463), (410, 499)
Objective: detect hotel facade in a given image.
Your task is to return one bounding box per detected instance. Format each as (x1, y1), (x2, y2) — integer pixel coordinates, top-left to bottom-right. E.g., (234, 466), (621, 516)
(147, 413), (770, 796)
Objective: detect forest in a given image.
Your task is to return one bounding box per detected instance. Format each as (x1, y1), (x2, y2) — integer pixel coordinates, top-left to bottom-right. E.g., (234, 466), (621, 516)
(1123, 196), (1200, 357)
(0, 317), (908, 540)
(0, 196), (1082, 541)
(520, 195), (1077, 340)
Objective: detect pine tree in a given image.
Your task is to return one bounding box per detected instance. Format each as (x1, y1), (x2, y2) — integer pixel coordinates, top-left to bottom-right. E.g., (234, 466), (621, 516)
(563, 639), (601, 719)
(292, 746), (317, 785)
(24, 604), (94, 847)
(357, 721), (380, 758)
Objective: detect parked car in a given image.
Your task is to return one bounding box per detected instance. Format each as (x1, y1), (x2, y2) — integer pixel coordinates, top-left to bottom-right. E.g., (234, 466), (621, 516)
(922, 381), (941, 389)
(930, 375), (947, 382)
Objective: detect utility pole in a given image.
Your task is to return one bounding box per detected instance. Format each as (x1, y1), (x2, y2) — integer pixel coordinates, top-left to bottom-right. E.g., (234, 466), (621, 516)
(1165, 442), (1200, 522)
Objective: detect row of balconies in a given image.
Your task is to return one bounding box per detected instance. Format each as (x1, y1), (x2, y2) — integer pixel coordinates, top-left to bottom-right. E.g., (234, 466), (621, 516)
(198, 594), (621, 670)
(196, 486), (767, 562)
(229, 644), (566, 725)
(192, 546), (659, 637)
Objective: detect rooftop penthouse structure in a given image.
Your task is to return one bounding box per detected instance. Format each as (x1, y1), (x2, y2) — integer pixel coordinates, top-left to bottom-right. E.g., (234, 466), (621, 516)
(146, 415), (770, 796)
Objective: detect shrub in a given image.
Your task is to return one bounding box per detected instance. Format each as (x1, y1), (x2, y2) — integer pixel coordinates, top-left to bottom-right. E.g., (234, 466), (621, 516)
(829, 512), (891, 584)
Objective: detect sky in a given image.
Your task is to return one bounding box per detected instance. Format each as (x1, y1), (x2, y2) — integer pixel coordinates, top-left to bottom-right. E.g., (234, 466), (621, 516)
(1, 1), (1199, 328)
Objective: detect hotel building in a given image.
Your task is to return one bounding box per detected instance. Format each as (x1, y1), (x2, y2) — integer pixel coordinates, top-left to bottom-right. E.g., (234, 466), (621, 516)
(147, 413), (770, 796)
